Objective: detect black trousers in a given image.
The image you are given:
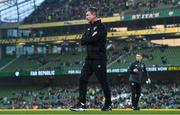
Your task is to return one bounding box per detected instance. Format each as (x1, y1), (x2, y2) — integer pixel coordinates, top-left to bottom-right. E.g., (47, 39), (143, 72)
(130, 81), (141, 108)
(79, 59), (111, 106)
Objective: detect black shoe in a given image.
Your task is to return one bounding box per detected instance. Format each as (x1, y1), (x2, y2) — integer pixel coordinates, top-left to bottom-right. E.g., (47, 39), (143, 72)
(132, 107), (140, 110)
(101, 105), (112, 112)
(69, 102), (86, 111)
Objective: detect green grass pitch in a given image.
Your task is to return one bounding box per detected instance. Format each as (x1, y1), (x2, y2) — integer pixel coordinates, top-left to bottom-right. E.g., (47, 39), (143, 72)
(0, 109), (179, 115)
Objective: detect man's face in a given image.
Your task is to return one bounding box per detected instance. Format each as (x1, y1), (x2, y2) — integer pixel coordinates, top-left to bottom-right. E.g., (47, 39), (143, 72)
(86, 11), (96, 23)
(136, 54), (143, 61)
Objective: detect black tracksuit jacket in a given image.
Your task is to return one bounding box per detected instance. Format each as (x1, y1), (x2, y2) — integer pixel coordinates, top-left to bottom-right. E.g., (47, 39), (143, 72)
(81, 20), (107, 61)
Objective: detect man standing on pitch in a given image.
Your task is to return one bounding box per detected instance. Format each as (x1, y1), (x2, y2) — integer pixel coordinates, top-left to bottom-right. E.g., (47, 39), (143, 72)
(128, 53), (151, 110)
(70, 7), (112, 111)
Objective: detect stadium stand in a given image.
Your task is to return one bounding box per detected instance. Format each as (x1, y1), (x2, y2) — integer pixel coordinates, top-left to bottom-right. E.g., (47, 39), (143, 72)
(23, 0), (180, 24)
(0, 56), (15, 69)
(0, 0), (180, 111)
(0, 81), (179, 109)
(1, 40), (180, 72)
(0, 52), (85, 72)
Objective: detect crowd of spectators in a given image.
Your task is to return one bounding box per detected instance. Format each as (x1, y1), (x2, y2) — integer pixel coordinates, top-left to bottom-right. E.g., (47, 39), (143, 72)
(23, 0), (180, 24)
(0, 81), (179, 109)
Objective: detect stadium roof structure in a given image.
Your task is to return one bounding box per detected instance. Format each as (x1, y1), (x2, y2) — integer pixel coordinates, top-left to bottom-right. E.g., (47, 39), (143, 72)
(0, 0), (8, 3)
(0, 0), (44, 23)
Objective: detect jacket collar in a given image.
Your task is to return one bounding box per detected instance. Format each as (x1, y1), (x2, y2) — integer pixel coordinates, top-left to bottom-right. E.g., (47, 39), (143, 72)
(90, 19), (101, 25)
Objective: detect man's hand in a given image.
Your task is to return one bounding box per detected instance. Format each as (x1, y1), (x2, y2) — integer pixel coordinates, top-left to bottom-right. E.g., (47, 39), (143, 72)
(146, 78), (151, 84)
(133, 68), (139, 72)
(92, 31), (97, 37)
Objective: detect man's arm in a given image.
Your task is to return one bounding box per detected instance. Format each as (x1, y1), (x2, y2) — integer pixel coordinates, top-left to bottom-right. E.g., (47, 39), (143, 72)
(144, 64), (151, 84)
(81, 32), (89, 45)
(143, 64), (150, 78)
(128, 63), (135, 74)
(81, 24), (106, 45)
